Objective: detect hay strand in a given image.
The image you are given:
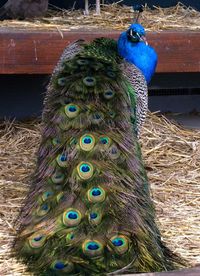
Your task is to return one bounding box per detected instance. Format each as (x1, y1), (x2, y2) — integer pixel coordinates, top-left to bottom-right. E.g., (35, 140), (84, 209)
(0, 3), (200, 31)
(0, 113), (199, 275)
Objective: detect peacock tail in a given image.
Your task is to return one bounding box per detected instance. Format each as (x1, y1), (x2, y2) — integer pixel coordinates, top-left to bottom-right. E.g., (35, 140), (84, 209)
(14, 38), (182, 275)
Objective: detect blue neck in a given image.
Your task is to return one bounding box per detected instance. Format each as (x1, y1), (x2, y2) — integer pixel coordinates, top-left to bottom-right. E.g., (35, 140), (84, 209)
(117, 32), (158, 83)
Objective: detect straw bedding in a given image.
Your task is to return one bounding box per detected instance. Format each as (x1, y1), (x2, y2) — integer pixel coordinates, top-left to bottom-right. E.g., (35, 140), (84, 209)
(0, 112), (199, 275)
(0, 2), (200, 31)
(0, 2), (200, 274)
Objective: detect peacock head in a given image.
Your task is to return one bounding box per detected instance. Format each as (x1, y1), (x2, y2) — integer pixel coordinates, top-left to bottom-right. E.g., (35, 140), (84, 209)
(117, 3), (157, 84)
(126, 23), (147, 44)
(117, 22), (158, 83)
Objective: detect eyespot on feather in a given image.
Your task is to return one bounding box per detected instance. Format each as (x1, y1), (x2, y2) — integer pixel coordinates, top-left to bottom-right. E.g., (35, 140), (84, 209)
(83, 76), (96, 87)
(87, 187), (106, 203)
(51, 171), (65, 184)
(64, 104), (80, 118)
(103, 90), (115, 100)
(56, 154), (68, 167)
(37, 202), (50, 216)
(51, 260), (74, 272)
(88, 212), (102, 226)
(91, 112), (104, 124)
(110, 235), (129, 255)
(77, 162), (94, 180)
(76, 58), (89, 65)
(52, 138), (61, 146)
(66, 232), (75, 245)
(42, 191), (54, 201)
(28, 232), (46, 249)
(99, 136), (112, 149)
(70, 137), (78, 147)
(57, 77), (66, 86)
(109, 111), (116, 118)
(82, 239), (104, 257)
(108, 144), (121, 159)
(62, 208), (82, 227)
(106, 71), (116, 78)
(79, 134), (95, 151)
(56, 192), (65, 203)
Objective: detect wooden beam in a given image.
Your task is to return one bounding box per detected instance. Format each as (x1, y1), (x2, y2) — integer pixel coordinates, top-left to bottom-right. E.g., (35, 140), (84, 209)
(0, 28), (200, 74)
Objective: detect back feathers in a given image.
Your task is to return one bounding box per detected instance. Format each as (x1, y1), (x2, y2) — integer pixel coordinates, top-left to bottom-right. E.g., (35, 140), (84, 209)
(14, 38), (182, 275)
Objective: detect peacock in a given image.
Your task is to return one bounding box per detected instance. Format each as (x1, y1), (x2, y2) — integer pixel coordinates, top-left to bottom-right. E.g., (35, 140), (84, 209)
(13, 10), (183, 275)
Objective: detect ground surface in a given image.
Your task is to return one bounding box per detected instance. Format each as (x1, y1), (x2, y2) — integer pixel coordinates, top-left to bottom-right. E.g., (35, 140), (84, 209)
(0, 113), (200, 275)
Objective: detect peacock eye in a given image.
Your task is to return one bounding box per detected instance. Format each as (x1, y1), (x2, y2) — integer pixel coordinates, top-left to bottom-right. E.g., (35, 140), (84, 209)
(90, 213), (98, 219)
(62, 208), (82, 227)
(51, 260), (74, 272)
(103, 90), (115, 100)
(80, 134), (95, 151)
(66, 232), (75, 242)
(108, 144), (121, 159)
(37, 202), (50, 216)
(106, 71), (116, 78)
(53, 261), (65, 270)
(88, 211), (102, 225)
(56, 154), (68, 167)
(87, 187), (106, 203)
(99, 136), (111, 145)
(83, 76), (96, 87)
(127, 29), (139, 42)
(109, 111), (116, 118)
(69, 137), (77, 148)
(56, 192), (65, 203)
(64, 104), (80, 118)
(82, 239), (104, 257)
(50, 171), (65, 184)
(57, 77), (66, 86)
(42, 191), (54, 201)
(76, 58), (89, 65)
(110, 235), (129, 255)
(28, 232), (46, 248)
(77, 162), (94, 180)
(99, 136), (112, 150)
(127, 29), (136, 36)
(65, 232), (76, 245)
(52, 138), (61, 146)
(91, 112), (104, 125)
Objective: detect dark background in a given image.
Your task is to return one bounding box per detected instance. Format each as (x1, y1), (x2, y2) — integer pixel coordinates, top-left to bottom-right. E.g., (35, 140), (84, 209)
(0, 0), (200, 118)
(48, 0), (200, 10)
(1, 73), (200, 119)
(0, 0), (200, 10)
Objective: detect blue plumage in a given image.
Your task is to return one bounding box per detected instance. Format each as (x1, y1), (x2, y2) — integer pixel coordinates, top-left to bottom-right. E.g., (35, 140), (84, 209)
(118, 23), (158, 83)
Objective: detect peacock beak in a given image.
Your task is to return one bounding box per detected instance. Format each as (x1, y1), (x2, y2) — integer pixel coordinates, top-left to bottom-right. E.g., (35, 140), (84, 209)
(140, 35), (148, 45)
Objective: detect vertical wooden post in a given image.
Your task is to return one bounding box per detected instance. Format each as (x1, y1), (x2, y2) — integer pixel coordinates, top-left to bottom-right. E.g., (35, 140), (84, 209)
(85, 0), (89, 15)
(95, 0), (101, 15)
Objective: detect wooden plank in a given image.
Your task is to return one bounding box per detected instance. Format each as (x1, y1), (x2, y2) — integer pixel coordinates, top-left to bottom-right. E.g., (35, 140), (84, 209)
(0, 28), (200, 74)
